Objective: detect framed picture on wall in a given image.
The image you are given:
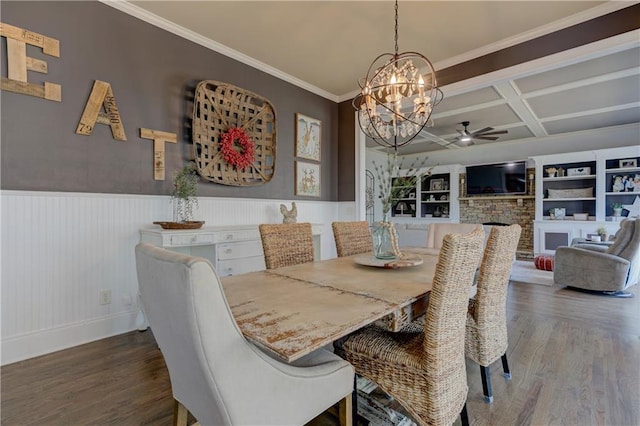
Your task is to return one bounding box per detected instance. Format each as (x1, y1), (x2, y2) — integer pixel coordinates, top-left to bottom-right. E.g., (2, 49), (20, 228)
(619, 158), (637, 168)
(295, 113), (321, 162)
(429, 178), (444, 191)
(295, 161), (320, 197)
(612, 175), (624, 192)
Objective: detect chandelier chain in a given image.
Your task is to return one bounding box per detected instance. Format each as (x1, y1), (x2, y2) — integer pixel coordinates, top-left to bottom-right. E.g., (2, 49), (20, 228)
(394, 0), (399, 55)
(354, 0), (443, 150)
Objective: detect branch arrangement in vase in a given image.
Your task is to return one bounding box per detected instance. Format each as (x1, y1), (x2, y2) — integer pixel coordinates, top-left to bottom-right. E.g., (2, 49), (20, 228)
(372, 153), (429, 218)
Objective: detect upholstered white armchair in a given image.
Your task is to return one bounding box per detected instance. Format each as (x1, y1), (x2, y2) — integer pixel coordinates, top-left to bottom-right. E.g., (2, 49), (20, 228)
(135, 243), (354, 426)
(554, 218), (640, 297)
(424, 223), (484, 255)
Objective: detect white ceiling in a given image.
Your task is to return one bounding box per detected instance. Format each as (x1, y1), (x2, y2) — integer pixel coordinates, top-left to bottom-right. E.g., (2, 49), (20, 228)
(115, 1), (640, 155)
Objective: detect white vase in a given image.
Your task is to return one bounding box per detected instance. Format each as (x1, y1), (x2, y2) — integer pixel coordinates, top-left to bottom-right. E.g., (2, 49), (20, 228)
(613, 208), (622, 217)
(173, 198), (195, 223)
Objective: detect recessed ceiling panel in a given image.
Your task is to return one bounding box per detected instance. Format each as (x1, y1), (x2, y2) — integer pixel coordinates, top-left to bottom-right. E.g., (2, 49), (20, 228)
(429, 104), (521, 137)
(543, 107), (640, 134)
(515, 48), (640, 94)
(436, 87), (503, 113)
(396, 142), (456, 156)
(365, 138), (449, 153)
(445, 125), (532, 148)
(471, 125), (534, 144)
(527, 76), (640, 119)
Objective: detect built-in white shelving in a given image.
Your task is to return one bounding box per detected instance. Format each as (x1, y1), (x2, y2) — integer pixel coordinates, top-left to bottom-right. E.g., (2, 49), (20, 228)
(390, 164), (462, 223)
(531, 146), (640, 254)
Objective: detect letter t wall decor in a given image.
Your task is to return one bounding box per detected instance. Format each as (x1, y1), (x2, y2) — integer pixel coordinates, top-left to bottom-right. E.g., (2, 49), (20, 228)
(140, 128), (178, 180)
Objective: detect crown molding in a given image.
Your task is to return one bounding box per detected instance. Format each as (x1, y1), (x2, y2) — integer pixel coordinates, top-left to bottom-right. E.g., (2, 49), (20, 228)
(441, 30), (640, 97)
(99, 0), (340, 102)
(433, 1), (635, 72)
(102, 0), (634, 105)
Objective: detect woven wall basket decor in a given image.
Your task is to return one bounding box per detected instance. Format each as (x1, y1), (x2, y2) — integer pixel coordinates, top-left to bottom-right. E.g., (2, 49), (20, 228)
(192, 80), (276, 186)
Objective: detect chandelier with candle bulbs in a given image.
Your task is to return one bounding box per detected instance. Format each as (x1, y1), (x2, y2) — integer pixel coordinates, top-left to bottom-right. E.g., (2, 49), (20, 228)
(354, 0), (443, 151)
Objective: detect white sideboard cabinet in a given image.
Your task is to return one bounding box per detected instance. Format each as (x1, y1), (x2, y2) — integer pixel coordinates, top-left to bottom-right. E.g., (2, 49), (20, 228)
(137, 224), (323, 331)
(140, 224), (323, 277)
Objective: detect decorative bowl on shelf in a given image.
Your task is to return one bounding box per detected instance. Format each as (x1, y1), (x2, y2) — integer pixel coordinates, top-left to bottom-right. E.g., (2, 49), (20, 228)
(153, 221), (205, 230)
(573, 213), (588, 221)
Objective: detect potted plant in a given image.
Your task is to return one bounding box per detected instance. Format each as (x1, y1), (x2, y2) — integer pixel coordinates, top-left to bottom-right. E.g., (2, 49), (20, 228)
(596, 226), (608, 241)
(170, 163), (201, 226)
(611, 202), (624, 217)
(545, 167), (557, 178)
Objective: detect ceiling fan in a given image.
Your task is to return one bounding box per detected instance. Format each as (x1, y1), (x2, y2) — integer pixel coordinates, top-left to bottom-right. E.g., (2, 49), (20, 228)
(454, 121), (508, 145)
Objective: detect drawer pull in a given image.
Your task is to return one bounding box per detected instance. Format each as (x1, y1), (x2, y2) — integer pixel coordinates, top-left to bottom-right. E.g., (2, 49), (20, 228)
(226, 234), (234, 240)
(225, 248), (233, 254)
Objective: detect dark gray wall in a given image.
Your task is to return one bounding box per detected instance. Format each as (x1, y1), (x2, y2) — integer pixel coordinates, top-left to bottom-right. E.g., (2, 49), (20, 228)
(1, 1), (340, 201)
(338, 100), (356, 201)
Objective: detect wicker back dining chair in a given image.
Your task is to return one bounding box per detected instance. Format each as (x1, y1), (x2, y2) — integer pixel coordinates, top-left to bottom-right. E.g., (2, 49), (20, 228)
(332, 221), (372, 257)
(341, 228), (485, 426)
(259, 222), (314, 269)
(465, 224), (521, 403)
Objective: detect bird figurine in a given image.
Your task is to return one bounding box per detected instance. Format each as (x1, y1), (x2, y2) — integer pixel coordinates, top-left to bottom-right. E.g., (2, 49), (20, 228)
(280, 202), (297, 224)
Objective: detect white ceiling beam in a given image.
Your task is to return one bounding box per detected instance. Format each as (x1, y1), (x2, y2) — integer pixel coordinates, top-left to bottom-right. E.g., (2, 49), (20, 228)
(539, 102), (640, 123)
(431, 98), (508, 119)
(494, 81), (548, 138)
(521, 67), (640, 99)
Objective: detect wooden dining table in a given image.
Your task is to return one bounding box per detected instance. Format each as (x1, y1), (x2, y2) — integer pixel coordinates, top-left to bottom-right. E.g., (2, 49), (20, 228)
(221, 247), (441, 363)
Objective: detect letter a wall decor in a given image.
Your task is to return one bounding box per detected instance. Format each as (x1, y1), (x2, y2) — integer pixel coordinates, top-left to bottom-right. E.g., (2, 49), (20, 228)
(76, 80), (127, 141)
(0, 22), (62, 102)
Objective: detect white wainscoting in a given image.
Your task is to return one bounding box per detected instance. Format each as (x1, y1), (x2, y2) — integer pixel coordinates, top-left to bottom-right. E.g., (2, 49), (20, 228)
(1, 190), (356, 365)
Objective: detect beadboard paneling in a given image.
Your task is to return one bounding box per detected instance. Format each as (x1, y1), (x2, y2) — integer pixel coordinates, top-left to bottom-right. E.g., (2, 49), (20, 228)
(1, 191), (355, 365)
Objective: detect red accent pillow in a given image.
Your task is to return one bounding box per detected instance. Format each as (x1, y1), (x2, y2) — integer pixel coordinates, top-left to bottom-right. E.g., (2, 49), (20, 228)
(534, 255), (554, 271)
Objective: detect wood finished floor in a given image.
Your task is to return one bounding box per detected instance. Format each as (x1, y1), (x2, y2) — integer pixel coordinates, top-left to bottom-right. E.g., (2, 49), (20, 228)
(2, 282), (639, 426)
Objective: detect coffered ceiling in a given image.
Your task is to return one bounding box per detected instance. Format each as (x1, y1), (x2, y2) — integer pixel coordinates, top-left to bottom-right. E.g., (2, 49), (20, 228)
(399, 41), (640, 155)
(113, 1), (640, 155)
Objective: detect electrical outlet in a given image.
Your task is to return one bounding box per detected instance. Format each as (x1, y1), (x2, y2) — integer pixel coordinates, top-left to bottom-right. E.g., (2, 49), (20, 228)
(122, 293), (132, 305)
(99, 290), (112, 305)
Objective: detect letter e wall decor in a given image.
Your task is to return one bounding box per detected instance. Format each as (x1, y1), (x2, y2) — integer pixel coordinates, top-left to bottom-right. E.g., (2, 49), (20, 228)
(0, 22), (62, 102)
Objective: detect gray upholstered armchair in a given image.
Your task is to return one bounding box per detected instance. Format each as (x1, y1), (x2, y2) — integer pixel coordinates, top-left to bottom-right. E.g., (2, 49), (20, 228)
(554, 218), (640, 297)
(135, 243), (354, 425)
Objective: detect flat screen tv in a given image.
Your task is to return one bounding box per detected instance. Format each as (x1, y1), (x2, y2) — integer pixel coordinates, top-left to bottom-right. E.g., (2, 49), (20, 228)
(466, 161), (527, 195)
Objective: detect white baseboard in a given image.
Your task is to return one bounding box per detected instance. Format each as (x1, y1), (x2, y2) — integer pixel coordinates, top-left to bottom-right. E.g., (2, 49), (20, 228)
(1, 311), (138, 366)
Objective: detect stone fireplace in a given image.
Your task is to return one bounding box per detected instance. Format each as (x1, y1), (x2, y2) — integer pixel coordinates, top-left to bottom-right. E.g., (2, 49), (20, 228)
(459, 169), (536, 259)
